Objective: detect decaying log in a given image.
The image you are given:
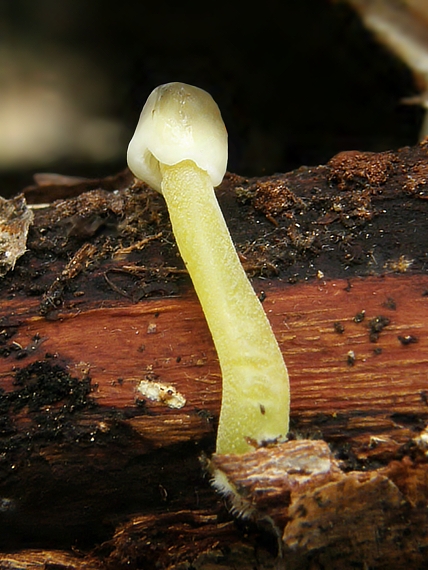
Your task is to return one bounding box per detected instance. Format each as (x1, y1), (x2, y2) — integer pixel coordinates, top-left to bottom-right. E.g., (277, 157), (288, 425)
(1, 142), (428, 568)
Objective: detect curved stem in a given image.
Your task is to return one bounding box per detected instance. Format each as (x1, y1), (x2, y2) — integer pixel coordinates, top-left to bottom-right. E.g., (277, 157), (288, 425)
(161, 160), (289, 454)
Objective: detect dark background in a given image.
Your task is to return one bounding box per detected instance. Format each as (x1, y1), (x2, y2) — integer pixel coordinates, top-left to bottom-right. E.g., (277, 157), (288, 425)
(0, 0), (423, 195)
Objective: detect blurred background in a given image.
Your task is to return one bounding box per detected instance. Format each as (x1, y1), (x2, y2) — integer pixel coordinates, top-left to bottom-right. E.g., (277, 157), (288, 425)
(0, 0), (425, 195)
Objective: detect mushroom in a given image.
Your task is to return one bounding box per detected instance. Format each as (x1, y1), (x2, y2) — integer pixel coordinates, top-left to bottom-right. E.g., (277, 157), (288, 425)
(127, 82), (289, 454)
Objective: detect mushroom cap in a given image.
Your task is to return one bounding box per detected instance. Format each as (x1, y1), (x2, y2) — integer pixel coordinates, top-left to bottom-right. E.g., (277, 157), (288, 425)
(127, 82), (228, 192)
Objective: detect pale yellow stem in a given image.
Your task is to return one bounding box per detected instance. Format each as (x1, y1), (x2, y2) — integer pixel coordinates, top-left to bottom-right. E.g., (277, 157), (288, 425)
(161, 160), (290, 454)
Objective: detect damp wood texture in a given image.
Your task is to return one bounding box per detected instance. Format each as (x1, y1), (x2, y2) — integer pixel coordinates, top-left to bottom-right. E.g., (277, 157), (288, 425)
(1, 142), (428, 568)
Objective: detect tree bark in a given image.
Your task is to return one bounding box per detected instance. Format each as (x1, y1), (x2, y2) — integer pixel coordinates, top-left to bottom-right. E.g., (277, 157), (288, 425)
(0, 142), (428, 568)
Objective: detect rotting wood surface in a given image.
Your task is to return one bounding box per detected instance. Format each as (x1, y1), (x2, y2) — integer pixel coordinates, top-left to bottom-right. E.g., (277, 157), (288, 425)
(0, 143), (428, 568)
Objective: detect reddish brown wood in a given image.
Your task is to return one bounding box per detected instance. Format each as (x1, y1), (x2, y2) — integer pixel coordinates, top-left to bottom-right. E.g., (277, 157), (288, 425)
(3, 274), (427, 430)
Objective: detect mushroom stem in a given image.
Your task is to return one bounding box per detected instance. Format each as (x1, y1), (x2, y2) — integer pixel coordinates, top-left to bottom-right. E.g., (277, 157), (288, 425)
(160, 159), (289, 454)
(127, 82), (289, 454)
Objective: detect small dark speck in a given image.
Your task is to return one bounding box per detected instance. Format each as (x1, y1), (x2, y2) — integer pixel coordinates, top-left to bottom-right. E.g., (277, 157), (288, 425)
(117, 377), (124, 385)
(138, 344), (146, 353)
(422, 290), (428, 297)
(154, 312), (160, 318)
(260, 404), (266, 415)
(371, 314), (389, 330)
(15, 350), (28, 360)
(383, 297), (396, 310)
(45, 352), (57, 359)
(369, 315), (390, 342)
(0, 347), (10, 358)
(420, 390), (428, 405)
(176, 356), (182, 363)
(313, 493), (325, 508)
(258, 291), (266, 303)
(347, 351), (355, 366)
(354, 310), (365, 323)
(295, 503), (308, 518)
(373, 347), (383, 355)
(334, 321), (345, 334)
(398, 335), (418, 345)
(196, 409), (214, 423)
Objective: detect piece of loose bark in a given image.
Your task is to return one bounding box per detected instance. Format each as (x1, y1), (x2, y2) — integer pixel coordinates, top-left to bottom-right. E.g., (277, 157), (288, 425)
(1, 142), (428, 568)
(209, 439), (428, 569)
